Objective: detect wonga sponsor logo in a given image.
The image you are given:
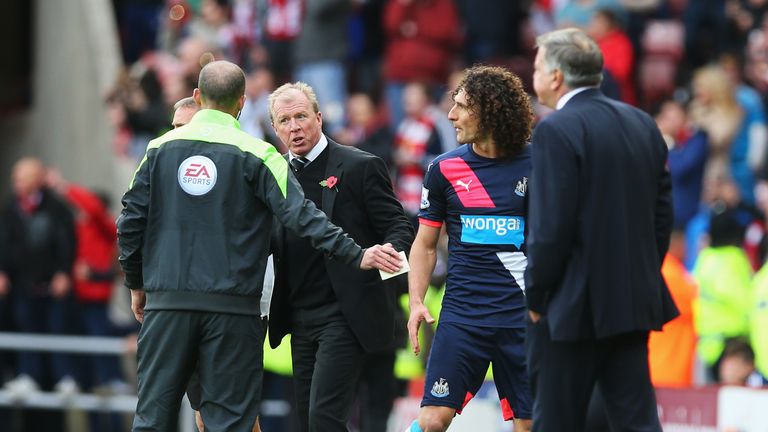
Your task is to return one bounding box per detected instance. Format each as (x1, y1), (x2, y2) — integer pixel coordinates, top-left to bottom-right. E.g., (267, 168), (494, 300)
(460, 215), (524, 247)
(178, 155), (217, 196)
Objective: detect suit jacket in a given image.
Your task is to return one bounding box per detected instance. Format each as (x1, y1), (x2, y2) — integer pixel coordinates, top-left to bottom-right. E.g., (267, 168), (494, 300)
(524, 89), (678, 341)
(269, 139), (414, 352)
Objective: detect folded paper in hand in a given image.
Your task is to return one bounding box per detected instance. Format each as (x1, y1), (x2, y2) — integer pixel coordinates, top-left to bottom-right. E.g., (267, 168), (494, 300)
(379, 251), (410, 280)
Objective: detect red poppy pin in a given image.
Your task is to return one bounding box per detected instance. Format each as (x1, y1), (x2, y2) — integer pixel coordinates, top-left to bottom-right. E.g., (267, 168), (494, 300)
(319, 175), (338, 191)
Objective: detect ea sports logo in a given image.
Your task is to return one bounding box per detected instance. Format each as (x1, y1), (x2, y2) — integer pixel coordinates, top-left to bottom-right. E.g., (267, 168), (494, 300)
(178, 155), (217, 196)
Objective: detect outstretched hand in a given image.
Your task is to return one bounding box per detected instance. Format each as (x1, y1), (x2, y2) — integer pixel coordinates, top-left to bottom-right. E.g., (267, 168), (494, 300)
(407, 302), (435, 355)
(360, 243), (402, 272)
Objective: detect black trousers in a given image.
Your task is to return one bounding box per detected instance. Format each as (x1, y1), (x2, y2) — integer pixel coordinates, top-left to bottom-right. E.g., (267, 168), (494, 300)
(290, 319), (365, 432)
(357, 350), (398, 432)
(526, 318), (661, 432)
(133, 310), (265, 432)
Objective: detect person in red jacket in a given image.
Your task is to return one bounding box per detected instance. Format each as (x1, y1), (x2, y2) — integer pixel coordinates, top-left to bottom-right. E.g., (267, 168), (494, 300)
(47, 168), (126, 392)
(383, 0), (462, 126)
(589, 8), (637, 106)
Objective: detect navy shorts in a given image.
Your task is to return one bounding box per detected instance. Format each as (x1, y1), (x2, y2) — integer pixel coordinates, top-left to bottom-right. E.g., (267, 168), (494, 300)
(421, 321), (532, 420)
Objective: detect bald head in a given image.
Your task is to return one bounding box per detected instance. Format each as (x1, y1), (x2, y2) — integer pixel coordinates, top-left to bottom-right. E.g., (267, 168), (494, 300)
(193, 61), (246, 116)
(12, 157), (46, 198)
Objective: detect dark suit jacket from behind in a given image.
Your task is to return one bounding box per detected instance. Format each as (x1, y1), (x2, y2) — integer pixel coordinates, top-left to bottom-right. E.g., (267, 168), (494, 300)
(524, 89), (678, 341)
(269, 139), (414, 352)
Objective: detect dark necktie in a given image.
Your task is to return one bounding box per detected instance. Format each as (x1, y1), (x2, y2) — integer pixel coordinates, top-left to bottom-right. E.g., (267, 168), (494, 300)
(290, 157), (308, 173)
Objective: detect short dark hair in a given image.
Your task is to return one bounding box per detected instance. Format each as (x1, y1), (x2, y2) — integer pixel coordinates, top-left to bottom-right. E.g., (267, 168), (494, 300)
(722, 337), (756, 364)
(198, 61), (246, 110)
(453, 65), (533, 159)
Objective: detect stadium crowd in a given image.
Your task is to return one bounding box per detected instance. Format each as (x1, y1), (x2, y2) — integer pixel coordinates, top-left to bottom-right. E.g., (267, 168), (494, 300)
(2, 0), (768, 431)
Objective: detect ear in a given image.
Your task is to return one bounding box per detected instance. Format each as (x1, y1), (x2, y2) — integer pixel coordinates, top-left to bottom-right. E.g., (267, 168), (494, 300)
(237, 94), (246, 112)
(550, 69), (564, 92)
(193, 89), (203, 107)
(316, 111), (323, 128)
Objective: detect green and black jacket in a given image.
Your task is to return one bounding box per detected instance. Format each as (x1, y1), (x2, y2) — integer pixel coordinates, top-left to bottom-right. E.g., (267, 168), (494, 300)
(117, 109), (362, 315)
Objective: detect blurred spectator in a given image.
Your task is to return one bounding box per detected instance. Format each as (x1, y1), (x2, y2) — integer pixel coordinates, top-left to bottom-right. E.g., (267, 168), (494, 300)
(46, 170), (126, 392)
(293, 0), (352, 134)
(335, 92), (395, 167)
(745, 10), (768, 106)
(348, 0), (388, 96)
(426, 90), (459, 154)
(689, 65), (745, 196)
(177, 0), (258, 67)
(655, 98), (709, 228)
(186, 0), (235, 54)
(47, 169), (129, 432)
(554, 0), (624, 29)
(726, 0), (768, 51)
(683, 0), (728, 69)
(693, 204), (754, 381)
(114, 0), (165, 63)
(530, 0), (557, 36)
(177, 36), (219, 96)
(454, 0), (529, 65)
(0, 158), (78, 395)
(106, 74), (136, 159)
(718, 337), (768, 386)
(751, 260), (768, 380)
(648, 229), (698, 388)
(382, 0), (462, 126)
(0, 207), (10, 387)
(589, 8), (637, 105)
(240, 68), (279, 146)
(393, 82), (444, 223)
(685, 174), (765, 270)
(157, 0), (195, 53)
(721, 53), (768, 205)
(111, 66), (172, 160)
(261, 0), (302, 83)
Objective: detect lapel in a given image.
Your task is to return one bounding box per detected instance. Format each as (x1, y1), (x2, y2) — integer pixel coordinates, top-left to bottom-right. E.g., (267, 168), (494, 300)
(322, 139), (344, 221)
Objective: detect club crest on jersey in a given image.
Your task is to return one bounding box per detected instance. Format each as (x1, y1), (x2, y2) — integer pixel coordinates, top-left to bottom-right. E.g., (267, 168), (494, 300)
(515, 177), (528, 197)
(430, 378), (450, 398)
(178, 155), (217, 196)
(420, 187), (430, 209)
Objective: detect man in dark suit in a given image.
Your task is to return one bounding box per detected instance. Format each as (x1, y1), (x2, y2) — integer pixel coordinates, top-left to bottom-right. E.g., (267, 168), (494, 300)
(525, 28), (678, 432)
(267, 82), (414, 432)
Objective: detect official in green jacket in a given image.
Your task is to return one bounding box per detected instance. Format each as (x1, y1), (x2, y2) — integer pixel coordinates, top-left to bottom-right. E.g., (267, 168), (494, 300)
(117, 60), (403, 432)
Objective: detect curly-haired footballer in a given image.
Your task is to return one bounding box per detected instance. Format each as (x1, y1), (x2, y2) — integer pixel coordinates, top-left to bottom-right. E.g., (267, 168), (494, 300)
(404, 65), (534, 432)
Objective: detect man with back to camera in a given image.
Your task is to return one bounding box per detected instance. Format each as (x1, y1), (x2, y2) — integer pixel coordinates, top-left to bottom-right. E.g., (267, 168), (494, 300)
(266, 81), (414, 432)
(172, 96), (281, 432)
(169, 96), (210, 432)
(117, 61), (403, 432)
(525, 28), (677, 431)
(405, 65), (534, 432)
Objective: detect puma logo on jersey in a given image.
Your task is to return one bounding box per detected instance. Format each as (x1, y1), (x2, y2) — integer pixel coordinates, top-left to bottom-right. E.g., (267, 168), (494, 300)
(456, 179), (472, 192)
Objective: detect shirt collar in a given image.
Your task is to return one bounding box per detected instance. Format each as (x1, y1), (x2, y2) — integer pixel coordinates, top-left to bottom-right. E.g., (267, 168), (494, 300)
(190, 109), (242, 129)
(289, 134), (328, 165)
(556, 87), (594, 110)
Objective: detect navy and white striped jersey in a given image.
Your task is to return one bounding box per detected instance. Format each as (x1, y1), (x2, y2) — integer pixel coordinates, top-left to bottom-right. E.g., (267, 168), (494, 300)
(418, 143), (531, 327)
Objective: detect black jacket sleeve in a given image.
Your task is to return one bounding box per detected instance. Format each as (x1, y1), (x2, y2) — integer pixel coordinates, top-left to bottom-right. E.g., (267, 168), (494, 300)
(524, 121), (579, 313)
(361, 155), (414, 254)
(117, 158), (151, 289)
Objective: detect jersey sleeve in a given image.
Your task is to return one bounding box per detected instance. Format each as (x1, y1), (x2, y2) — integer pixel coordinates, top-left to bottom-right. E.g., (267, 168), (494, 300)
(417, 160), (446, 227)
